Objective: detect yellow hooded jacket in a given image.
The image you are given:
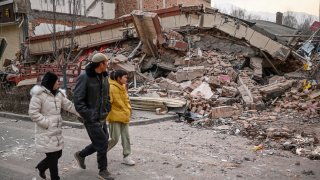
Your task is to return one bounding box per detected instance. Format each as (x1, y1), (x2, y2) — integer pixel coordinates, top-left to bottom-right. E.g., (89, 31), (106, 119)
(107, 79), (132, 123)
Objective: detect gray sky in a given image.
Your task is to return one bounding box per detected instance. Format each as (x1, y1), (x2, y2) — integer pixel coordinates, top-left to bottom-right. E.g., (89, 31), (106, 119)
(212, 0), (319, 16)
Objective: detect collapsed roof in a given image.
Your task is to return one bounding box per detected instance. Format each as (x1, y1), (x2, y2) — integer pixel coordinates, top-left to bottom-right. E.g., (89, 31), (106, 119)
(27, 5), (299, 63)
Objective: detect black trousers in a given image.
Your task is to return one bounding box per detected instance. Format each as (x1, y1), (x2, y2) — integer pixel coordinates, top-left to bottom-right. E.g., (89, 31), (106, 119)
(36, 150), (62, 180)
(79, 122), (109, 172)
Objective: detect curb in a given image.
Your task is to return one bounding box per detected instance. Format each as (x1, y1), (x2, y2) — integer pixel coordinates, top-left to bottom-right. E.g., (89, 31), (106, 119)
(0, 111), (178, 128)
(130, 114), (179, 126)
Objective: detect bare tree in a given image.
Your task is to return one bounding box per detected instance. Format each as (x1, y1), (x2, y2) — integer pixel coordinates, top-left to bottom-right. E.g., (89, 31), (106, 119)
(298, 16), (313, 35)
(230, 7), (246, 19)
(246, 14), (261, 21)
(283, 11), (298, 28)
(49, 0), (81, 90)
(230, 7), (261, 21)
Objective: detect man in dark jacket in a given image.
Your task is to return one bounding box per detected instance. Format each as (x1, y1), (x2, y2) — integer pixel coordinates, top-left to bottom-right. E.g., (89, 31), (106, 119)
(73, 53), (113, 180)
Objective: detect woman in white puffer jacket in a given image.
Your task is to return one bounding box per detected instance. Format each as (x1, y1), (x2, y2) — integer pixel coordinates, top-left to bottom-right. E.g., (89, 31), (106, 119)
(29, 72), (79, 180)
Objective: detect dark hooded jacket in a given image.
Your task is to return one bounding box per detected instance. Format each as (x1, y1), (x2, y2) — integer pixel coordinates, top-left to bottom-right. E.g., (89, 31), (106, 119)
(73, 63), (111, 124)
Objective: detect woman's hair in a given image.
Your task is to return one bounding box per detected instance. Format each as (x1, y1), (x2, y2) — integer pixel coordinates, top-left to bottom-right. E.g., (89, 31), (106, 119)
(110, 69), (128, 81)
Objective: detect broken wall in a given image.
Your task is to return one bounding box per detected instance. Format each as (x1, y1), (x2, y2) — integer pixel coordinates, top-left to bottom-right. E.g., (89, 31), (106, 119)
(193, 32), (256, 55)
(115, 0), (210, 18)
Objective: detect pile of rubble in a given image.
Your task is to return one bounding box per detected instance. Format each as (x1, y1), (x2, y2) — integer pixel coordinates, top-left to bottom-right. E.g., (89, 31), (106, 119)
(118, 10), (320, 159)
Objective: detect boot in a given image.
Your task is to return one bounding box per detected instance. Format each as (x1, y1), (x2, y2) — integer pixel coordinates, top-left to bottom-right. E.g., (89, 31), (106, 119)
(74, 151), (86, 169)
(98, 169), (114, 180)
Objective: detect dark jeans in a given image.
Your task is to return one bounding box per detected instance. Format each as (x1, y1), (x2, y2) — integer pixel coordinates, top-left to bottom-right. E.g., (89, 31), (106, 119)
(36, 150), (62, 180)
(79, 122), (109, 172)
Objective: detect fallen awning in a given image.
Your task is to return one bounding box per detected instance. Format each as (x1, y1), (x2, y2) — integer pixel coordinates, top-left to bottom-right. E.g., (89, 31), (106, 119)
(16, 78), (37, 87)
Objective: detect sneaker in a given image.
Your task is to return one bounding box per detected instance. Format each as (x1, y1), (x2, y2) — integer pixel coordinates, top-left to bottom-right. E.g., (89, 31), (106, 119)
(98, 170), (114, 180)
(74, 151), (86, 169)
(122, 156), (135, 166)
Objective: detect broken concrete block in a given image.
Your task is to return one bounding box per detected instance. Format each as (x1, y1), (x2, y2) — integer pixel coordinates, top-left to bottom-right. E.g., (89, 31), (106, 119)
(176, 66), (205, 82)
(190, 82), (213, 99)
(238, 85), (254, 104)
(199, 110), (205, 116)
(221, 86), (239, 97)
(227, 68), (238, 81)
(166, 30), (184, 40)
(210, 106), (241, 119)
(158, 78), (182, 91)
(216, 97), (238, 105)
(196, 106), (203, 113)
(191, 106), (197, 113)
(167, 72), (177, 81)
(156, 107), (168, 115)
(249, 102), (265, 111)
(259, 80), (294, 100)
(309, 90), (320, 99)
(208, 76), (221, 88)
(174, 58), (187, 66)
(268, 75), (286, 84)
(132, 10), (162, 57)
(185, 80), (202, 92)
(219, 60), (232, 68)
(167, 39), (188, 51)
(237, 72), (265, 110)
(112, 54), (128, 63)
(157, 92), (168, 97)
(284, 71), (308, 80)
(219, 75), (231, 84)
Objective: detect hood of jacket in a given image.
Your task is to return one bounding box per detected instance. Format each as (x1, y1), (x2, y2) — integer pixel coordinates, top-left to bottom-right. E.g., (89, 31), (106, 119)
(85, 63), (108, 78)
(109, 79), (126, 91)
(30, 85), (66, 97)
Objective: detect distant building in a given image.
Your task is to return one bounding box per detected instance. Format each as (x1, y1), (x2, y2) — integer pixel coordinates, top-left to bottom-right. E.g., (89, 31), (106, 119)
(0, 0), (115, 69)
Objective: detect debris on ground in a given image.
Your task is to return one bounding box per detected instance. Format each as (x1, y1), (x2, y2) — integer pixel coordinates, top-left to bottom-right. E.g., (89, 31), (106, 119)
(1, 5), (320, 159)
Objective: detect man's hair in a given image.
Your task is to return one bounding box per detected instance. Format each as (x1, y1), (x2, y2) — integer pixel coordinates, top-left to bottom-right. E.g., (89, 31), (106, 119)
(110, 69), (128, 80)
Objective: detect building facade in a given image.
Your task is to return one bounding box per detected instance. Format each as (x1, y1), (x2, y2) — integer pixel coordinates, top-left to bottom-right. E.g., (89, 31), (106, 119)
(0, 0), (27, 70)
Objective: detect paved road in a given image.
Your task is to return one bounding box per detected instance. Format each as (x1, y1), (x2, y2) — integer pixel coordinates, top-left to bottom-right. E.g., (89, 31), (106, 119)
(0, 117), (320, 180)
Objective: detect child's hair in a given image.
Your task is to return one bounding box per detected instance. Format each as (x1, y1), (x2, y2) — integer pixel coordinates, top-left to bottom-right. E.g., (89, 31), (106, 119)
(110, 69), (128, 80)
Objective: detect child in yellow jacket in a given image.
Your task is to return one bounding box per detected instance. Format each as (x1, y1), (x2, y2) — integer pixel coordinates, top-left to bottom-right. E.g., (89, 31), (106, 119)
(107, 69), (135, 166)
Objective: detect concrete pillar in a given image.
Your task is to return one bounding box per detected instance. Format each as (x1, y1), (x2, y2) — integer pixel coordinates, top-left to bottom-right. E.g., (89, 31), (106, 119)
(276, 12), (283, 25)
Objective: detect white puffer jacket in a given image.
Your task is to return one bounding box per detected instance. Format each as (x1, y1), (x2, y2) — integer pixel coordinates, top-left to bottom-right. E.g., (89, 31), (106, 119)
(28, 85), (78, 153)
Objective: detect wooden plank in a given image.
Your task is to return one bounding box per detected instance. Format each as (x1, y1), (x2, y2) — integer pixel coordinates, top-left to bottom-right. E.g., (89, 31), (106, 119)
(129, 97), (186, 107)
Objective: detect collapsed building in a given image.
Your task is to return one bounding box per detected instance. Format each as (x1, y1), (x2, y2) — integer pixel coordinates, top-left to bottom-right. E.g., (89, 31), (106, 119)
(2, 5), (320, 159)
